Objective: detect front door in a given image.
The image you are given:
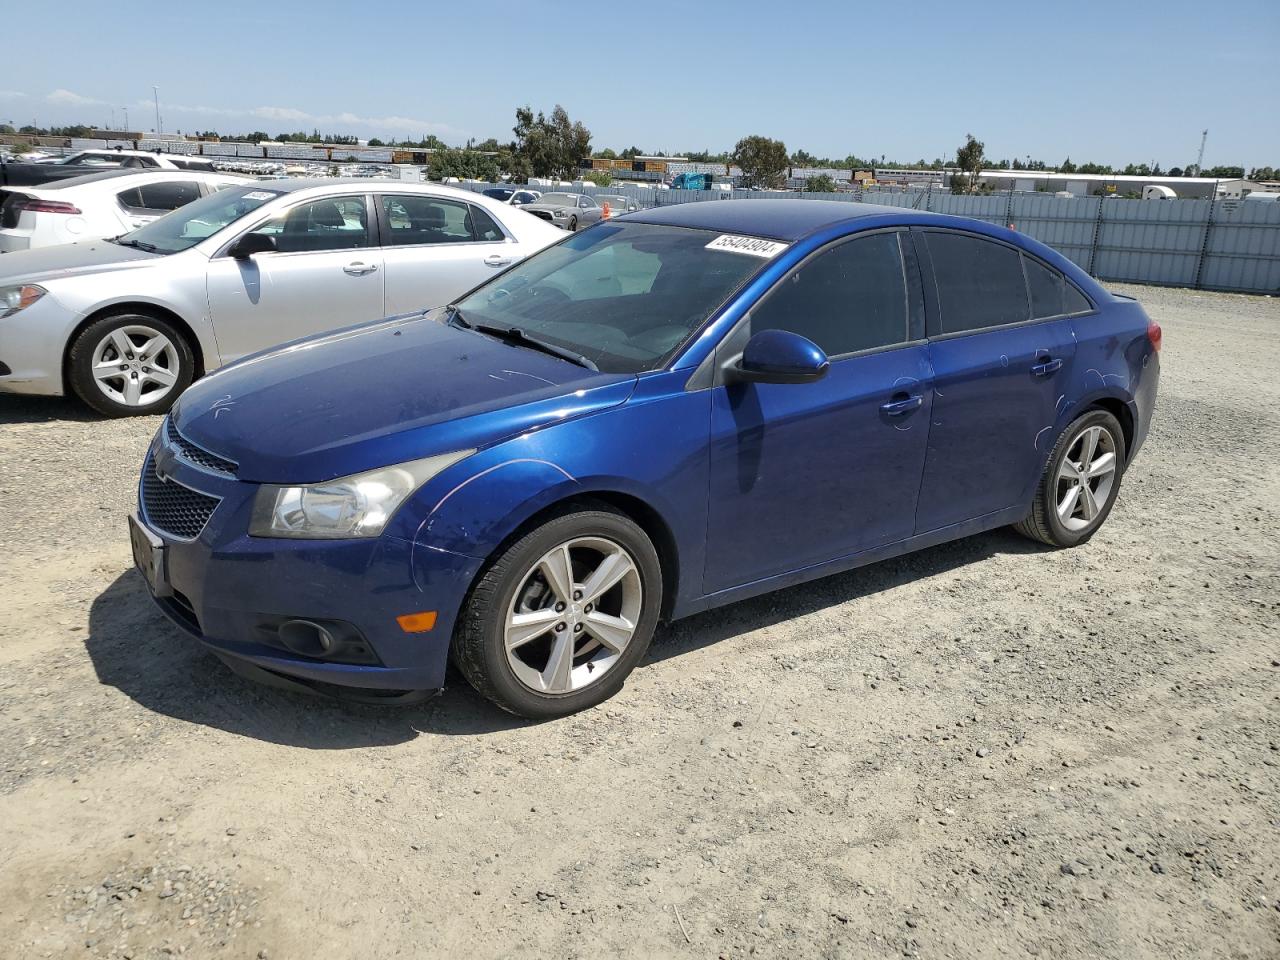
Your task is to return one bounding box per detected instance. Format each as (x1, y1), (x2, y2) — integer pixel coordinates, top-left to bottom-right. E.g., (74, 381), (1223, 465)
(205, 195), (384, 363)
(703, 230), (933, 594)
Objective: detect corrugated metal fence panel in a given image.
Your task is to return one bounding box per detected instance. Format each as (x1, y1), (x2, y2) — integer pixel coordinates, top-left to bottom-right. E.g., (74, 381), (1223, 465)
(1093, 198), (1209, 288)
(924, 194), (1008, 224)
(1200, 200), (1280, 294)
(1009, 194), (1097, 271)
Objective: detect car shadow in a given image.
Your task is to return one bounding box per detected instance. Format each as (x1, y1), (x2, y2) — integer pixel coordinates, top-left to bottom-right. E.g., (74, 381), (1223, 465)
(0, 395), (102, 424)
(86, 527), (1049, 748)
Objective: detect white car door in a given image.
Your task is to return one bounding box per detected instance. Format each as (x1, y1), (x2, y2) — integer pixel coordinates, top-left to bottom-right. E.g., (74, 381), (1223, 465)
(376, 193), (518, 316)
(205, 194), (384, 363)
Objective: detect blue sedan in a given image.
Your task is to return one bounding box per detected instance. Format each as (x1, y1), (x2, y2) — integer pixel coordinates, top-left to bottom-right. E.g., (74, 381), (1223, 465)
(130, 201), (1161, 717)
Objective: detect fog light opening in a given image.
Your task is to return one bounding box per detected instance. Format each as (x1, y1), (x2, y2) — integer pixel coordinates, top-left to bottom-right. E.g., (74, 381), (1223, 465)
(278, 619), (338, 658)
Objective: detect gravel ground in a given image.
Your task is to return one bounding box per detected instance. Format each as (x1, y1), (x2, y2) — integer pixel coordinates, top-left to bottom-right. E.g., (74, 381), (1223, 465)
(0, 283), (1277, 960)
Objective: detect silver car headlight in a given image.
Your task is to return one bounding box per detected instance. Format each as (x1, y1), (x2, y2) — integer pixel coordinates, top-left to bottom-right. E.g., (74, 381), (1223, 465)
(551, 209), (567, 218)
(249, 450), (473, 539)
(0, 283), (47, 318)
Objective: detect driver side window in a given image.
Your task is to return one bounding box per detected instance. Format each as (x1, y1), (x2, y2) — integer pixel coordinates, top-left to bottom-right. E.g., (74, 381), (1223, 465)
(248, 196), (370, 253)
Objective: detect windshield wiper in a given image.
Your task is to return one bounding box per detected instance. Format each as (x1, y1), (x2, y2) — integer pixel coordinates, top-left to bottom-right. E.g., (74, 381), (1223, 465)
(445, 305), (472, 329)
(470, 321), (598, 371)
(111, 237), (158, 252)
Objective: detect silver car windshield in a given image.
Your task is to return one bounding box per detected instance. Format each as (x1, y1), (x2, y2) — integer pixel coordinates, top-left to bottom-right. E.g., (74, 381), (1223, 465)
(452, 222), (767, 374)
(540, 193), (577, 205)
(115, 185), (285, 255)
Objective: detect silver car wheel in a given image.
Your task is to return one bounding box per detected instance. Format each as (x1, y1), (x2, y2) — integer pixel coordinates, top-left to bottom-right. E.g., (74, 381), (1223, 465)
(504, 536), (643, 695)
(89, 324), (180, 408)
(1056, 424), (1119, 531)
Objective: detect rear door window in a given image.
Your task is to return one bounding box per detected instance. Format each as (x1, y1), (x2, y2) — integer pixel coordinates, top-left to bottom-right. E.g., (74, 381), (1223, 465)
(925, 232), (1029, 334)
(749, 232), (909, 356)
(380, 195), (477, 245)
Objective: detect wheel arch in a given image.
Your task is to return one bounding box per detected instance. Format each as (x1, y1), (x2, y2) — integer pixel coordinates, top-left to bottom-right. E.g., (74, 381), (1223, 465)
(62, 301), (206, 393)
(463, 487), (682, 622)
(1080, 395), (1135, 464)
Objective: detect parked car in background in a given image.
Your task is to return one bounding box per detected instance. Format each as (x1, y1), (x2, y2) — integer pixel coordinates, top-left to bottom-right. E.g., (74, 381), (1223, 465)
(521, 192), (602, 231)
(482, 187), (542, 206)
(129, 201), (1160, 718)
(0, 170), (250, 253)
(0, 149), (216, 189)
(0, 179), (562, 415)
(595, 193), (640, 217)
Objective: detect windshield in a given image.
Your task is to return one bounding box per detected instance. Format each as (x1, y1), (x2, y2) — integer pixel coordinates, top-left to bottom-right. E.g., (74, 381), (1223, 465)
(484, 188), (514, 201)
(452, 223), (769, 373)
(540, 193), (577, 205)
(116, 185), (284, 255)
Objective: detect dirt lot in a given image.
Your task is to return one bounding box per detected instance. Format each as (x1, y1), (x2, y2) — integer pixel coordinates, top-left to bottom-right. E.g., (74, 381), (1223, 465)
(0, 283), (1277, 960)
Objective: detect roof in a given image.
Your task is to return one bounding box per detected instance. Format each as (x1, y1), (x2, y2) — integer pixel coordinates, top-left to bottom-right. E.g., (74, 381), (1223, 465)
(625, 199), (904, 241)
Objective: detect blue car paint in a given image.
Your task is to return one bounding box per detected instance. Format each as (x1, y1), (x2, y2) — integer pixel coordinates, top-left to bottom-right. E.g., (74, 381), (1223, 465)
(147, 201), (1159, 695)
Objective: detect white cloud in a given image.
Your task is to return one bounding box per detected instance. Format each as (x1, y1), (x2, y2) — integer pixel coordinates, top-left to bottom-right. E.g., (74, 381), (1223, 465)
(47, 88), (103, 106)
(0, 90), (26, 100)
(150, 99), (462, 137)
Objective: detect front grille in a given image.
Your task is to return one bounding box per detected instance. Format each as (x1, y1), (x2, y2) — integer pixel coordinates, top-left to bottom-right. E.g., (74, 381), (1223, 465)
(165, 418), (237, 475)
(529, 210), (554, 222)
(141, 454), (220, 540)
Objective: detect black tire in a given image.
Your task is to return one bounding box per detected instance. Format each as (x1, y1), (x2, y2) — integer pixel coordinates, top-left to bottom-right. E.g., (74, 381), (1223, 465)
(568, 215), (578, 232)
(68, 311), (195, 418)
(1014, 409), (1127, 547)
(453, 505), (663, 719)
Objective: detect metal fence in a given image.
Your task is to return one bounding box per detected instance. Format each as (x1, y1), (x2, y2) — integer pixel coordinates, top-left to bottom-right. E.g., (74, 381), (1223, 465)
(457, 182), (1280, 295)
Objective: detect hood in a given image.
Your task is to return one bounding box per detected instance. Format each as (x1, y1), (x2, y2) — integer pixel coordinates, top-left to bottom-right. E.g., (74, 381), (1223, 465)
(172, 312), (636, 483)
(522, 201), (572, 213)
(0, 239), (163, 286)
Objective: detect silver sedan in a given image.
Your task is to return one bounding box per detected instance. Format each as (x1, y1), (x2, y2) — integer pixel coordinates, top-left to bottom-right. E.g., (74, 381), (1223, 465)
(0, 179), (562, 416)
(519, 192), (603, 231)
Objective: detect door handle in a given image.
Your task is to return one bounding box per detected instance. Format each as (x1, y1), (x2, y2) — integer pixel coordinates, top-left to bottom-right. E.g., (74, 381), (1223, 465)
(484, 254), (513, 267)
(880, 394), (923, 416)
(1031, 357), (1063, 376)
(343, 262), (378, 276)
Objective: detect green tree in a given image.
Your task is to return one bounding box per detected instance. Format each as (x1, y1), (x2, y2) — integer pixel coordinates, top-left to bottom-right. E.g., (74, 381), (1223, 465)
(512, 104), (592, 180)
(429, 148), (499, 182)
(367, 137), (385, 147)
(805, 173), (837, 192)
(732, 135), (789, 189)
(594, 147), (617, 160)
(952, 133), (985, 194)
(583, 170), (613, 187)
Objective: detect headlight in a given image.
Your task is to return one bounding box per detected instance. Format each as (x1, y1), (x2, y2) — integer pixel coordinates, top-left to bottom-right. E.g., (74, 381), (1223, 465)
(0, 283), (46, 318)
(249, 449), (473, 539)
(551, 210), (567, 218)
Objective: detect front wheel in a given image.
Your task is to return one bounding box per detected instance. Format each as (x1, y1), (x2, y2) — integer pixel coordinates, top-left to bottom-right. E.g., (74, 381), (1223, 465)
(67, 312), (194, 417)
(1014, 409), (1126, 546)
(568, 215), (578, 232)
(453, 506), (663, 718)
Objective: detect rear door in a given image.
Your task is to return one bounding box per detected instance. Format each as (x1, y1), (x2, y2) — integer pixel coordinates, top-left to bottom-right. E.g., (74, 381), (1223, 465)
(376, 193), (516, 315)
(205, 194), (384, 362)
(913, 229), (1077, 533)
(703, 229), (933, 593)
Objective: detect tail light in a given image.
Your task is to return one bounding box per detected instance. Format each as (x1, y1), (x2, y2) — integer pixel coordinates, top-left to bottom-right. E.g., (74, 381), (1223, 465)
(21, 200), (82, 215)
(1146, 319), (1162, 353)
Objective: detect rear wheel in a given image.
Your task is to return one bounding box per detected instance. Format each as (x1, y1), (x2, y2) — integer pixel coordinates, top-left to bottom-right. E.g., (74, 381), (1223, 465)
(68, 312), (194, 417)
(453, 506), (662, 718)
(1014, 409), (1126, 546)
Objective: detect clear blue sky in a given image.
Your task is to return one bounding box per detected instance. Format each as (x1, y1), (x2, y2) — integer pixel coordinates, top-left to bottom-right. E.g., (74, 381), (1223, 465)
(3, 0), (1277, 168)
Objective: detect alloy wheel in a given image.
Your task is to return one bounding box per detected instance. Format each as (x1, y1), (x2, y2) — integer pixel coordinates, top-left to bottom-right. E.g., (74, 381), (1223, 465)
(504, 536), (643, 695)
(90, 325), (181, 408)
(1056, 425), (1118, 531)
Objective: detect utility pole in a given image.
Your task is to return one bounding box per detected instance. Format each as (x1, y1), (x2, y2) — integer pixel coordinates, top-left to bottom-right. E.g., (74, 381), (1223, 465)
(123, 106), (129, 130)
(153, 86), (162, 136)
(1193, 129), (1208, 177)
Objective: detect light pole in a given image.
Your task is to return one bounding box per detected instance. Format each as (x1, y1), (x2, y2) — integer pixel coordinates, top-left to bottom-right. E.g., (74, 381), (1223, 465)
(153, 86), (162, 136)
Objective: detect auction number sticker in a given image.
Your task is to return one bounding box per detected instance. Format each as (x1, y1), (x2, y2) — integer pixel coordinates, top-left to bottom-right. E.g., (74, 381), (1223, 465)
(705, 235), (788, 258)
(243, 191), (279, 201)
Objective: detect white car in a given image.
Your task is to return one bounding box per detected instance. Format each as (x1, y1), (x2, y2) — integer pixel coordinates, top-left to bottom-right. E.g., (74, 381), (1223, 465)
(0, 170), (250, 253)
(0, 179), (563, 415)
(39, 149), (216, 171)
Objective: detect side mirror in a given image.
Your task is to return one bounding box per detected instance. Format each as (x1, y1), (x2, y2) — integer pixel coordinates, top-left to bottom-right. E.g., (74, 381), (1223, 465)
(227, 233), (277, 259)
(732, 329), (829, 384)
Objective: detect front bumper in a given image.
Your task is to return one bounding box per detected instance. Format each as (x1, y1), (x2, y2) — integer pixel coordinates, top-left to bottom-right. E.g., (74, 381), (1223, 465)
(135, 436), (482, 694)
(0, 291), (76, 396)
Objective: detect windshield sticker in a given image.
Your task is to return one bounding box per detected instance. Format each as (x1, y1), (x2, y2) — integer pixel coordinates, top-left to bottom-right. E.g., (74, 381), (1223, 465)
(705, 235), (788, 258)
(242, 191), (278, 201)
